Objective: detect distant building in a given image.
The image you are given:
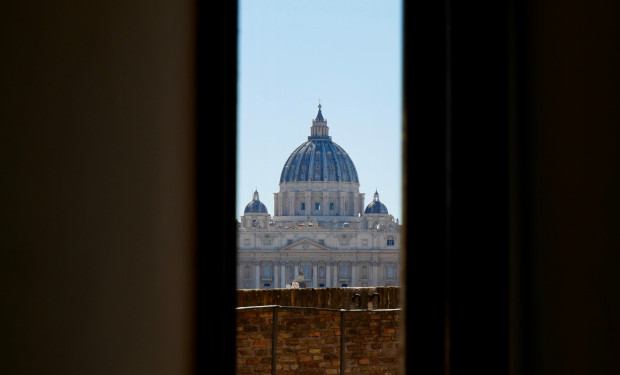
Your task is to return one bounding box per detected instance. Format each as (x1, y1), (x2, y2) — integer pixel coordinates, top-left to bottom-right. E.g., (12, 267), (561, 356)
(237, 105), (400, 289)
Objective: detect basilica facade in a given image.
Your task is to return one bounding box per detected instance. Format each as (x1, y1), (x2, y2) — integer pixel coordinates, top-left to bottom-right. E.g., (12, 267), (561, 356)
(237, 105), (400, 289)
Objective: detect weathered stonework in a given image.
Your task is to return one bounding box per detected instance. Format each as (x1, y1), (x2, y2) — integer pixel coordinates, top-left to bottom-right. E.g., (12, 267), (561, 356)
(237, 287), (400, 310)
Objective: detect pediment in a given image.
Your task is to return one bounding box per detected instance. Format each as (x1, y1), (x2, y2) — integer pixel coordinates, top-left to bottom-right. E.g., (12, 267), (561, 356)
(281, 238), (331, 252)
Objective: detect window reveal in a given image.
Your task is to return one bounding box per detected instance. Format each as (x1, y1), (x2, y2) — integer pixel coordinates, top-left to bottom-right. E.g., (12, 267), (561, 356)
(341, 264), (349, 278)
(262, 264), (271, 279)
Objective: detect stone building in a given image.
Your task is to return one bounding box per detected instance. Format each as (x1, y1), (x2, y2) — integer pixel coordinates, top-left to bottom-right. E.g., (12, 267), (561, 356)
(237, 105), (400, 289)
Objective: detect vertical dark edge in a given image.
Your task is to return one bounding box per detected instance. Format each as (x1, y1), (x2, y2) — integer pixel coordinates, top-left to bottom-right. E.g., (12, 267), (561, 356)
(195, 0), (238, 374)
(518, 0), (539, 373)
(444, 0), (453, 372)
(272, 306), (278, 375)
(340, 310), (346, 374)
(508, 0), (519, 372)
(509, 0), (534, 374)
(402, 0), (449, 374)
(447, 0), (511, 373)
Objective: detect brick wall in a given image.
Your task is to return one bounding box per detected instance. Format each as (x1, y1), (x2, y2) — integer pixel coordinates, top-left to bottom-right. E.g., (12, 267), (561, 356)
(342, 309), (400, 374)
(236, 288), (401, 374)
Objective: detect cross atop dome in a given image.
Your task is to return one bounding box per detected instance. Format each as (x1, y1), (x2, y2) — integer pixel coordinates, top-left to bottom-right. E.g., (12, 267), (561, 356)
(315, 101), (325, 122)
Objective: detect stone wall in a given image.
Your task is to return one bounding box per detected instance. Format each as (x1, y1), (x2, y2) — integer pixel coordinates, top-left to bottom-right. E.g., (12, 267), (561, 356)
(237, 287), (400, 310)
(236, 287), (401, 374)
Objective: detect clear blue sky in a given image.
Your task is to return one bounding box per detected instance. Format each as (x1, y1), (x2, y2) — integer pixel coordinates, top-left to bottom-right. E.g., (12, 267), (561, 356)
(237, 0), (403, 222)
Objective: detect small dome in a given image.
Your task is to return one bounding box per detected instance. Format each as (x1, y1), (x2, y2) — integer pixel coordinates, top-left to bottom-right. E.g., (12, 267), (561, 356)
(244, 190), (269, 214)
(365, 191), (389, 214)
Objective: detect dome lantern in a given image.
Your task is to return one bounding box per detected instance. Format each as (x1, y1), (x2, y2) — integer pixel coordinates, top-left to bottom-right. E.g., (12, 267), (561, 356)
(309, 103), (330, 139)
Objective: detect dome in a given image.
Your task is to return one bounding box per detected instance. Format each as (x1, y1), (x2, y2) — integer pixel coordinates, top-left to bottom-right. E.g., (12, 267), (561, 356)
(365, 191), (389, 214)
(244, 190), (269, 214)
(279, 105), (359, 184)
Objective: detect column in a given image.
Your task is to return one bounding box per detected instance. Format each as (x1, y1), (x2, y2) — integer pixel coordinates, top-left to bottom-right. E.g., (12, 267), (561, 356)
(281, 263), (286, 287)
(313, 264), (318, 287)
(277, 193), (282, 216)
(351, 263), (356, 287)
(305, 192), (311, 215)
(254, 263), (260, 289)
(325, 264), (330, 287)
(372, 262), (379, 286)
(274, 262), (279, 288)
(358, 193), (366, 217)
(322, 192), (328, 216)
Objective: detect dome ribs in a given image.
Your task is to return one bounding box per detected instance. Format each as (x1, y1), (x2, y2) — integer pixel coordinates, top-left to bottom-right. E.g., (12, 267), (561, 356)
(321, 141), (329, 181)
(297, 142), (312, 181)
(278, 107), (359, 185)
(279, 139), (359, 184)
(280, 142), (306, 183)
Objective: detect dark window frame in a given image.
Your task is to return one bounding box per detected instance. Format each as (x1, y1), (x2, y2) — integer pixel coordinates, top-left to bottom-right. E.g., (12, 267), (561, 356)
(197, 1), (513, 374)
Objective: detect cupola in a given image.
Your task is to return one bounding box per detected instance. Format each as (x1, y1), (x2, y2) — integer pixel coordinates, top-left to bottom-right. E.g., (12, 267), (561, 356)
(244, 190), (269, 214)
(364, 190), (389, 214)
